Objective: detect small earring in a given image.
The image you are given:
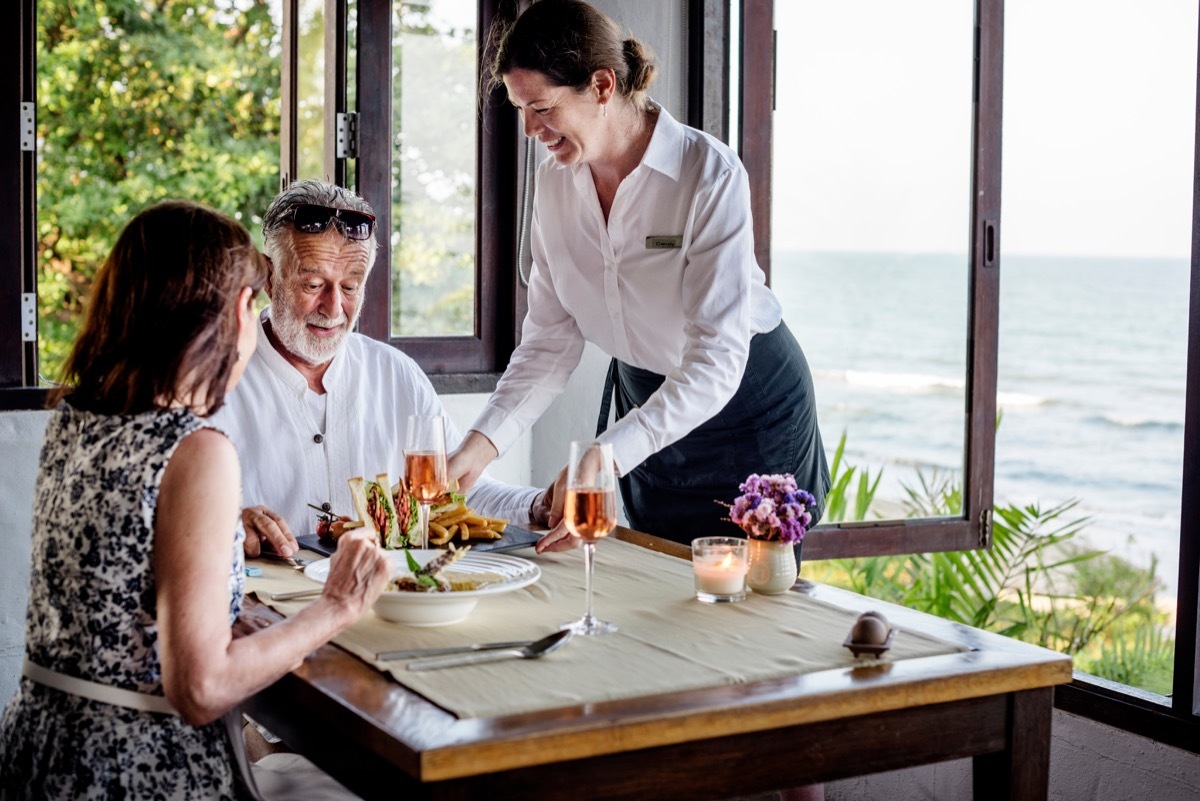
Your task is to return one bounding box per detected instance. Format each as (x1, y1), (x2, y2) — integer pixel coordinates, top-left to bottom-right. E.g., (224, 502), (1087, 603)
(235, 350), (243, 363)
(603, 103), (608, 117)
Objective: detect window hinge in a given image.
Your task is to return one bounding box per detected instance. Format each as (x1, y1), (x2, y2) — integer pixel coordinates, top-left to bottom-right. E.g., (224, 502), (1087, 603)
(978, 506), (993, 548)
(335, 112), (359, 159)
(19, 102), (35, 152)
(21, 293), (36, 342)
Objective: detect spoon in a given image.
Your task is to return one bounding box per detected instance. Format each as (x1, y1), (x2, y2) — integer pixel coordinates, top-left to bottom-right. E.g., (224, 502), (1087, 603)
(405, 629), (573, 671)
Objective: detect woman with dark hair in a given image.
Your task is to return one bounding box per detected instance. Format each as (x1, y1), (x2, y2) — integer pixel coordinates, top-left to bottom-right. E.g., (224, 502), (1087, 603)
(451, 0), (831, 552)
(0, 201), (390, 800)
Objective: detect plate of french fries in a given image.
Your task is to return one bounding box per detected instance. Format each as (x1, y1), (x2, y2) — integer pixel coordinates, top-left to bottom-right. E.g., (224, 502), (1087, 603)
(426, 500), (507, 546)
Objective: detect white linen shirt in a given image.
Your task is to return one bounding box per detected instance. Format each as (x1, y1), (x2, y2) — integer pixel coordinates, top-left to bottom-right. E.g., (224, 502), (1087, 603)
(472, 104), (783, 476)
(212, 310), (539, 538)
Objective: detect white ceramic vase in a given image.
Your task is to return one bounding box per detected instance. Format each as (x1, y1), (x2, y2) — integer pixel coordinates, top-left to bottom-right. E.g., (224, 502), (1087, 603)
(746, 538), (799, 595)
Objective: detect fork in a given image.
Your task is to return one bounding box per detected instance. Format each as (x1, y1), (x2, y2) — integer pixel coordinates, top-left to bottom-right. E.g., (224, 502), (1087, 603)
(256, 552), (313, 570)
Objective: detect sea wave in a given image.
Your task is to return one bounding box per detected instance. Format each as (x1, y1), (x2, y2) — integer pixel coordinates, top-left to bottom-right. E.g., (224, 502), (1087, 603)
(1088, 414), (1184, 432)
(815, 369), (1050, 408)
(816, 369), (965, 394)
(996, 391), (1049, 408)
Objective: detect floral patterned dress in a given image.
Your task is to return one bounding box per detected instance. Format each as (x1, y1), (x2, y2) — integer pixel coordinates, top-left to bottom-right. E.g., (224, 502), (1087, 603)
(0, 402), (247, 800)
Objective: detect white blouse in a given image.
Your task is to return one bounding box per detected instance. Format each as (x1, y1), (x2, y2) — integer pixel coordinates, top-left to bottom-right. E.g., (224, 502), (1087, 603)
(472, 104), (783, 476)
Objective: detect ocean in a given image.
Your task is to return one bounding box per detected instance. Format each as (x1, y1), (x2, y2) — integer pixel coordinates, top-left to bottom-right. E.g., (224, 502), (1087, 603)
(773, 250), (1189, 596)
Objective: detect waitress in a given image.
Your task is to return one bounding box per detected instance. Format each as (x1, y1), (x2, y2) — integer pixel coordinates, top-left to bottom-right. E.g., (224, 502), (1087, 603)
(451, 0), (829, 550)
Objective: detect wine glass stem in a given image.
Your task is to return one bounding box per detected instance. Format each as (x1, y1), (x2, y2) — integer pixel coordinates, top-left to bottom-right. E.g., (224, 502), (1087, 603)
(582, 540), (596, 624)
(417, 502), (431, 549)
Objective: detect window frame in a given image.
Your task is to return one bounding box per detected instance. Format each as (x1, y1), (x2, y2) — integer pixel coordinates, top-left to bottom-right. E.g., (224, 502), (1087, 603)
(353, 0), (517, 379)
(0, 0), (35, 400)
(738, 0), (1000, 561)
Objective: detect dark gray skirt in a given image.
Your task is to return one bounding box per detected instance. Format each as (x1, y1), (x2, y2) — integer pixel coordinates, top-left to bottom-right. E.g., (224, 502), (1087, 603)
(597, 321), (830, 545)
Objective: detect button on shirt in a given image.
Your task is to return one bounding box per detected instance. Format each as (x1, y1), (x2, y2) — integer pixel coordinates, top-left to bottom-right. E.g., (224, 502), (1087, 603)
(472, 104), (783, 477)
(212, 310), (539, 538)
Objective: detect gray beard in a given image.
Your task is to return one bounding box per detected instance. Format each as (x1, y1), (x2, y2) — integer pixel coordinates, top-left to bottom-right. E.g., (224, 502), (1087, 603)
(268, 298), (356, 366)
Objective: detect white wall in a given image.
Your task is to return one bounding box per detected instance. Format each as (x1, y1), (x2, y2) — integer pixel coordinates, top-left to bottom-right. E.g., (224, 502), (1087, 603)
(0, 410), (49, 704)
(440, 392), (534, 488)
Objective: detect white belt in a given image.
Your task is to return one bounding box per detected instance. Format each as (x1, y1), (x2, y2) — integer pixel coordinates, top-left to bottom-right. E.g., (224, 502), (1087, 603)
(22, 658), (178, 716)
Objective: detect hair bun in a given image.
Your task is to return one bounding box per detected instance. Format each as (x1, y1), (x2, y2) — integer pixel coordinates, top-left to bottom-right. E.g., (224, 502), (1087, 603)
(622, 38), (657, 95)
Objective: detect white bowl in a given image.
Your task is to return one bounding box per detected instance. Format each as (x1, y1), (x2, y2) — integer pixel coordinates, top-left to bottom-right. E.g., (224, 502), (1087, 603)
(303, 549), (541, 626)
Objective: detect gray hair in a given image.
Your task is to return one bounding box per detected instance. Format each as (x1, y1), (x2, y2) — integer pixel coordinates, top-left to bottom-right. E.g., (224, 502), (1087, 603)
(262, 179), (379, 277)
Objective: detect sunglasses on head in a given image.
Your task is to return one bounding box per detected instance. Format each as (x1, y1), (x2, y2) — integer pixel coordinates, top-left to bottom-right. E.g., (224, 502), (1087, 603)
(291, 204), (376, 241)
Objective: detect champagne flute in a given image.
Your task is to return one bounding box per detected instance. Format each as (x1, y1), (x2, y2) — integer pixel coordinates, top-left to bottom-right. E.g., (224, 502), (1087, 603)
(562, 440), (618, 636)
(404, 415), (448, 549)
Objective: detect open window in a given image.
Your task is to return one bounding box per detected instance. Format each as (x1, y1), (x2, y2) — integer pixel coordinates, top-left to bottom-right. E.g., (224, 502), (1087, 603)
(740, 0), (1001, 561)
(353, 0), (517, 382)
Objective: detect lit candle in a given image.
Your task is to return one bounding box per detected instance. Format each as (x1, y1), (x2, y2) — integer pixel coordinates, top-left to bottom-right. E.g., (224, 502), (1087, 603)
(691, 537), (749, 603)
(694, 553), (748, 594)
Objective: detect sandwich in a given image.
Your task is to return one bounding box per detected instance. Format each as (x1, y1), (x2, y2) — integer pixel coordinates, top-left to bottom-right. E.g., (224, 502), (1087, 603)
(367, 473), (400, 546)
(347, 476), (379, 543)
(347, 473), (420, 549)
(389, 479), (419, 549)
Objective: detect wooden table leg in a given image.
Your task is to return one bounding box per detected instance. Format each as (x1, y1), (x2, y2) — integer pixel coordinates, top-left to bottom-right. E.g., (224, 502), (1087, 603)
(973, 687), (1054, 801)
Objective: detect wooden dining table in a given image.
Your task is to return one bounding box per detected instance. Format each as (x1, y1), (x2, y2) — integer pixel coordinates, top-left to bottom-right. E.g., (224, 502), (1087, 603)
(241, 528), (1073, 801)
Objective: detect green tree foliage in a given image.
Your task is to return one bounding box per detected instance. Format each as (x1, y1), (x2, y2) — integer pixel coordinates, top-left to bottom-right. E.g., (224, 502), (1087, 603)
(37, 0), (281, 381)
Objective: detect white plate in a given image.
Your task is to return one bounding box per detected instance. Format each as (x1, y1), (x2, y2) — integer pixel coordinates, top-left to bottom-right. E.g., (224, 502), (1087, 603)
(303, 549), (541, 626)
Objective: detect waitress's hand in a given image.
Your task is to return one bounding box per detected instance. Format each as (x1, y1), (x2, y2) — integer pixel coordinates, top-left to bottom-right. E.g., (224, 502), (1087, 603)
(447, 430), (499, 492)
(535, 465), (580, 553)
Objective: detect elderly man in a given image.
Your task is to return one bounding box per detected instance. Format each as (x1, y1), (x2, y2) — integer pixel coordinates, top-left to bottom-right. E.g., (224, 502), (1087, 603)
(213, 179), (543, 555)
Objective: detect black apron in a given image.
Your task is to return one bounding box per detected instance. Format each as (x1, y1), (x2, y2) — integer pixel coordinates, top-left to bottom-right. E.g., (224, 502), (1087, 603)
(596, 321), (830, 546)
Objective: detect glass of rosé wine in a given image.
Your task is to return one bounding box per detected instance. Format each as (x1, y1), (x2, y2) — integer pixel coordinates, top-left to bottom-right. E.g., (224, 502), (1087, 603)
(404, 415), (448, 549)
(562, 440), (618, 636)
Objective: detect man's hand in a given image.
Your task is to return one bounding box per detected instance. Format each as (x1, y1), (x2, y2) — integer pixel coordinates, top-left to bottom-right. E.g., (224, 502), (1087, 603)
(535, 465), (579, 553)
(447, 430), (499, 493)
(528, 487), (555, 528)
(242, 505), (298, 558)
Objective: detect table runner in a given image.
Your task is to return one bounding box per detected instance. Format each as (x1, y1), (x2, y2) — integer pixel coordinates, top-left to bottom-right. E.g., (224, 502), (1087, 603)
(247, 539), (968, 719)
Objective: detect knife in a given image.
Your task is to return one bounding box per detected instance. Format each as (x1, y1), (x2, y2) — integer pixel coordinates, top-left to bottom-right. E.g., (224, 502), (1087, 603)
(376, 639), (535, 661)
(478, 538), (538, 553)
(270, 588), (322, 601)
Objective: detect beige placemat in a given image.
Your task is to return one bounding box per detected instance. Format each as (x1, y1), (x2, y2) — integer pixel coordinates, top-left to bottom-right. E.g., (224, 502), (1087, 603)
(247, 540), (967, 719)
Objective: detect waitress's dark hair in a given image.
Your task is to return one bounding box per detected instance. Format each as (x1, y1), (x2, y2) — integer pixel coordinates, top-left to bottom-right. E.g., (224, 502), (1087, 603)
(50, 200), (268, 416)
(488, 0), (657, 109)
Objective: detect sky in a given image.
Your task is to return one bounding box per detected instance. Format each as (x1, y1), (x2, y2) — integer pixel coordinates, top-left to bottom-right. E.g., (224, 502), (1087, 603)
(770, 1), (1199, 259)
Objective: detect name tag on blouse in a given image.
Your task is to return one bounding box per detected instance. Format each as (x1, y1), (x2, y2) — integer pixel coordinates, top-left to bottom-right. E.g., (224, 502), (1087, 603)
(645, 235), (683, 249)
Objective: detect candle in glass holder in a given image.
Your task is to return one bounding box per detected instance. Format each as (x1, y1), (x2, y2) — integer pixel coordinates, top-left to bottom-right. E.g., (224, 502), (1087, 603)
(692, 537), (749, 603)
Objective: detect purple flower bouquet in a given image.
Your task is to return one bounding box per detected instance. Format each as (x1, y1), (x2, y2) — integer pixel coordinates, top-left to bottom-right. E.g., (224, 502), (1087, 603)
(728, 473), (816, 544)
